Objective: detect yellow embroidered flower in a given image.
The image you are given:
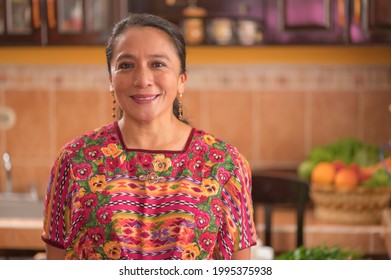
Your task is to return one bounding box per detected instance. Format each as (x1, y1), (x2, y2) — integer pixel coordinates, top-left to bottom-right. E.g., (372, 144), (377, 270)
(203, 135), (216, 145)
(201, 178), (220, 196)
(102, 143), (122, 157)
(88, 175), (107, 192)
(182, 243), (200, 260)
(78, 188), (86, 197)
(103, 241), (121, 260)
(152, 154), (172, 172)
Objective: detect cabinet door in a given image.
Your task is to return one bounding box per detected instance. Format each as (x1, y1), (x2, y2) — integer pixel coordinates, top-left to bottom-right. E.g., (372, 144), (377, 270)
(45, 0), (122, 45)
(0, 0), (42, 45)
(349, 0), (391, 43)
(264, 0), (348, 44)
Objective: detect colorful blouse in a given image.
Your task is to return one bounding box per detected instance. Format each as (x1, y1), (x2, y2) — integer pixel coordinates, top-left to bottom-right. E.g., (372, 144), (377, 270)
(42, 122), (257, 260)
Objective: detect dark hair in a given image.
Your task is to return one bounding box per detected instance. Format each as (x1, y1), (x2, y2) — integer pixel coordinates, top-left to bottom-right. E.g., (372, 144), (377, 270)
(105, 13), (188, 123)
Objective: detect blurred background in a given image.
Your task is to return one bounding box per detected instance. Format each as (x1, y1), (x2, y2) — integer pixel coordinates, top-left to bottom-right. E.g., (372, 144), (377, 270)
(0, 0), (390, 259)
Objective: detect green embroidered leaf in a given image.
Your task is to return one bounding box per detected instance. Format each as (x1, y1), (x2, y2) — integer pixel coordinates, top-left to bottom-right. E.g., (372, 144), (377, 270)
(197, 250), (209, 260)
(169, 184), (181, 190)
(207, 224), (219, 234)
(91, 162), (98, 174)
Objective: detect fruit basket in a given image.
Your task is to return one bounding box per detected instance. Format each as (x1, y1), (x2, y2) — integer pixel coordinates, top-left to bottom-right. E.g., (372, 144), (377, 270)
(298, 138), (391, 224)
(310, 184), (391, 224)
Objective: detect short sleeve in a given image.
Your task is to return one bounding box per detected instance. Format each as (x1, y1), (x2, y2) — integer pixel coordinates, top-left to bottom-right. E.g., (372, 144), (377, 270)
(41, 149), (72, 249)
(218, 150), (258, 259)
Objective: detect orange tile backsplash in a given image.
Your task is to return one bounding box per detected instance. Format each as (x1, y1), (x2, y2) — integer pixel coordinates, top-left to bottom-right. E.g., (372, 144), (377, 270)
(0, 63), (390, 197)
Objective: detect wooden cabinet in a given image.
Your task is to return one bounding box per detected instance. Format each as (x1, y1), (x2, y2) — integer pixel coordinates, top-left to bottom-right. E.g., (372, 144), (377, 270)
(0, 0), (126, 46)
(1, 0), (390, 46)
(0, 0), (43, 45)
(349, 0), (391, 44)
(127, 0), (265, 46)
(263, 0), (348, 44)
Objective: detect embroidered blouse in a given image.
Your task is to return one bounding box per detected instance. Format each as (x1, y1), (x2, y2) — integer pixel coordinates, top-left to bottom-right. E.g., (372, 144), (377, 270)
(42, 122), (257, 259)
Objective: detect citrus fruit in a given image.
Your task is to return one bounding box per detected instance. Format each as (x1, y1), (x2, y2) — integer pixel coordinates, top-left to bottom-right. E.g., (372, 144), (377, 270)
(311, 162), (336, 185)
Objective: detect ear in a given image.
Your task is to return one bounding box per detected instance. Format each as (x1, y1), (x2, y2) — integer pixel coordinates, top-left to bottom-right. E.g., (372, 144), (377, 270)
(178, 72), (187, 94)
(108, 74), (114, 92)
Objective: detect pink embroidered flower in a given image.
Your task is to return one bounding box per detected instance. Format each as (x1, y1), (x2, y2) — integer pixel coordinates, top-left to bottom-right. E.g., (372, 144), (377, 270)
(96, 207), (113, 225)
(136, 153), (153, 169)
(190, 139), (209, 155)
(208, 147), (226, 163)
(199, 231), (216, 251)
(73, 163), (92, 179)
(84, 146), (103, 161)
(87, 227), (106, 246)
(216, 167), (230, 185)
(195, 210), (210, 229)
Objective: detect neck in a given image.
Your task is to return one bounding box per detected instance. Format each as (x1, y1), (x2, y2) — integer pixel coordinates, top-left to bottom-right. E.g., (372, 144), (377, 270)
(117, 117), (191, 151)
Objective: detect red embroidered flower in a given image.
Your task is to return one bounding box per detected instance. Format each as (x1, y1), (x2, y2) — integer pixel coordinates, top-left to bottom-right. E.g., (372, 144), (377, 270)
(121, 158), (137, 175)
(87, 227), (106, 246)
(68, 137), (84, 152)
(136, 153), (153, 169)
(189, 156), (204, 173)
(211, 198), (223, 217)
(199, 231), (216, 251)
(80, 193), (98, 209)
(190, 139), (208, 155)
(96, 207), (113, 225)
(195, 210), (210, 229)
(208, 147), (226, 163)
(172, 154), (188, 171)
(105, 157), (119, 172)
(216, 167), (230, 185)
(84, 146), (103, 161)
(73, 163), (92, 179)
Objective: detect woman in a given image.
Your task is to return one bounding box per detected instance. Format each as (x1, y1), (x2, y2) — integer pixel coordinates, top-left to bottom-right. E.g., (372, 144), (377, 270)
(42, 13), (257, 260)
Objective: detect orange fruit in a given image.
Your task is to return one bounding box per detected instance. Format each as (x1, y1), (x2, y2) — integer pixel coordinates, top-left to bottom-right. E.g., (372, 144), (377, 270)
(311, 162), (336, 185)
(335, 167), (358, 191)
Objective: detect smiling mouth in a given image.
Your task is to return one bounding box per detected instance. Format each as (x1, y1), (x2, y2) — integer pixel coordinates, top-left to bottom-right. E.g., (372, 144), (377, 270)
(131, 95), (159, 104)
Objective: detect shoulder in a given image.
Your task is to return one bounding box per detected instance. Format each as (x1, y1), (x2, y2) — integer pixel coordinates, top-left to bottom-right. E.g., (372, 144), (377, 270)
(59, 122), (118, 156)
(191, 128), (250, 169)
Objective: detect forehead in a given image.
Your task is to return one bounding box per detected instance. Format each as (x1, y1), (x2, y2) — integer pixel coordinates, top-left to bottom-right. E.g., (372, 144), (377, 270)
(114, 26), (176, 53)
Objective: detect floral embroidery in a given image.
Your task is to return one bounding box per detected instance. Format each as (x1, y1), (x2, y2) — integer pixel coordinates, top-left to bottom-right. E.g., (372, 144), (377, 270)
(43, 122), (256, 260)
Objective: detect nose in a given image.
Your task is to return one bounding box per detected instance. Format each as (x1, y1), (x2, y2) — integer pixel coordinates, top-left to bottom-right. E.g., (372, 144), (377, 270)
(133, 66), (152, 88)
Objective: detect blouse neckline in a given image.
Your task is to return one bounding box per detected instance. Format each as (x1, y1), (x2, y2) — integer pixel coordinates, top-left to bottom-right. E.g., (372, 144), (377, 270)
(114, 121), (195, 154)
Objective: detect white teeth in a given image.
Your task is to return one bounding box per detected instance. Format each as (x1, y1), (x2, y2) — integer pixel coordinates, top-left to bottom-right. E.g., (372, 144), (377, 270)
(133, 96), (157, 101)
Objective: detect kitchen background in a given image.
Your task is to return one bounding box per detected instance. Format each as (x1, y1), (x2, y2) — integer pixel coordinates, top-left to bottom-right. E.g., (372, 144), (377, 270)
(1, 46), (390, 198)
(0, 0), (391, 258)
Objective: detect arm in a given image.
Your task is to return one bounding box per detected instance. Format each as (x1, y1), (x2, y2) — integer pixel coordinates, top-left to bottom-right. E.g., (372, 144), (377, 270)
(46, 243), (66, 260)
(232, 247), (251, 260)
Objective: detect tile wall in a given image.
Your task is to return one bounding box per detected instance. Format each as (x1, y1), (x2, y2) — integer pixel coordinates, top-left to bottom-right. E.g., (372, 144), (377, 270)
(0, 63), (390, 198)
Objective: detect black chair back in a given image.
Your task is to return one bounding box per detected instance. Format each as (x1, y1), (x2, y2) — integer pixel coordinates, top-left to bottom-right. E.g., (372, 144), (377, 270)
(251, 173), (309, 248)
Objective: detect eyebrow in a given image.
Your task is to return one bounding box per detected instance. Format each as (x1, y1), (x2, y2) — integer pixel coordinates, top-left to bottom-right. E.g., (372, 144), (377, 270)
(116, 53), (171, 61)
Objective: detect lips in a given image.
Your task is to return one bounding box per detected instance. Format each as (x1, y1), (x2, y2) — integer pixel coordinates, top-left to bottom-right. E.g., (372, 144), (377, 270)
(131, 94), (159, 104)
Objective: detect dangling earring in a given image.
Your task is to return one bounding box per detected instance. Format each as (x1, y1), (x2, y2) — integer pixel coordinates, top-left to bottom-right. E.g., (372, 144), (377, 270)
(111, 90), (116, 119)
(178, 92), (183, 121)
(112, 98), (116, 119)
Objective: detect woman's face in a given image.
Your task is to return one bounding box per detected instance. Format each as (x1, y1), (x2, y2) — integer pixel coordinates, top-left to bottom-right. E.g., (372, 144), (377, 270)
(109, 26), (187, 123)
